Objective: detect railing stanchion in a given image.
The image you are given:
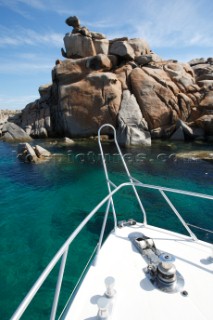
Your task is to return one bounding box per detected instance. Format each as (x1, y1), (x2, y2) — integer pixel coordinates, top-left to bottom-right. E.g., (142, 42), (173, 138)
(50, 249), (69, 320)
(159, 190), (197, 240)
(95, 200), (111, 265)
(98, 124), (147, 225)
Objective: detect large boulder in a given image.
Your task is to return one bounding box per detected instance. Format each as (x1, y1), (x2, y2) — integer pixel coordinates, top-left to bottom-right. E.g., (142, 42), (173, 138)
(194, 115), (213, 135)
(34, 145), (51, 158)
(2, 122), (32, 142)
(117, 90), (151, 146)
(63, 33), (96, 58)
(93, 38), (109, 56)
(135, 53), (162, 66)
(52, 54), (116, 86)
(58, 72), (122, 137)
(187, 58), (213, 135)
(199, 91), (213, 110)
(129, 61), (204, 135)
(189, 58), (213, 81)
(130, 67), (180, 130)
(52, 58), (90, 85)
(109, 38), (150, 60)
(21, 100), (51, 138)
(114, 64), (134, 90)
(21, 84), (52, 138)
(128, 38), (150, 56)
(109, 40), (135, 60)
(63, 33), (109, 58)
(169, 119), (202, 141)
(63, 15), (109, 58)
(17, 143), (51, 163)
(17, 143), (38, 163)
(86, 54), (117, 71)
(163, 62), (196, 92)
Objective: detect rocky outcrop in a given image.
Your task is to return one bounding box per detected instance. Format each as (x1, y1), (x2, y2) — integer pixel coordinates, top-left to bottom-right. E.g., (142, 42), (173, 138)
(58, 72), (122, 137)
(20, 84), (52, 138)
(63, 16), (108, 58)
(0, 110), (22, 126)
(109, 38), (150, 61)
(176, 150), (213, 162)
(14, 16), (213, 145)
(1, 122), (32, 142)
(0, 110), (30, 142)
(17, 143), (51, 163)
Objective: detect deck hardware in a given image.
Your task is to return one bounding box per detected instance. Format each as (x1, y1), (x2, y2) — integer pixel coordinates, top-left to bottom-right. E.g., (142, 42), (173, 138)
(118, 220), (126, 228)
(157, 253), (177, 284)
(181, 290), (188, 297)
(118, 219), (136, 228)
(97, 297), (109, 319)
(130, 233), (185, 293)
(128, 219), (137, 225)
(105, 276), (116, 298)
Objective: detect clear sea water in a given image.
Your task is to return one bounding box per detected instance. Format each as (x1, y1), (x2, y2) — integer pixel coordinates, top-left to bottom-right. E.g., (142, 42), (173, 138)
(0, 139), (212, 319)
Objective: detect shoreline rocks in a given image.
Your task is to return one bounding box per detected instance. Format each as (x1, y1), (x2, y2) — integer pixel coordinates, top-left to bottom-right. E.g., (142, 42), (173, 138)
(17, 143), (51, 163)
(176, 150), (213, 162)
(1, 122), (32, 142)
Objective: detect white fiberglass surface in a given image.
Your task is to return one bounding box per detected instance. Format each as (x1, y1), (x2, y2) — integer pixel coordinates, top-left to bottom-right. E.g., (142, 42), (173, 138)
(63, 224), (213, 320)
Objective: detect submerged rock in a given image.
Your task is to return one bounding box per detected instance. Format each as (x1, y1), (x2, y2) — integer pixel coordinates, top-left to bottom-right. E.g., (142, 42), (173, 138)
(176, 150), (213, 162)
(34, 145), (51, 158)
(61, 137), (76, 145)
(17, 143), (51, 163)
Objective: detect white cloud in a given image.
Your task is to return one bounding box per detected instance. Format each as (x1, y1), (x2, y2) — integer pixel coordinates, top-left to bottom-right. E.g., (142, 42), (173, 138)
(85, 0), (213, 50)
(22, 29), (63, 47)
(17, 0), (45, 10)
(0, 94), (39, 110)
(0, 60), (53, 74)
(132, 0), (213, 48)
(0, 0), (80, 17)
(0, 0), (45, 13)
(0, 0), (31, 18)
(0, 26), (63, 48)
(85, 18), (119, 30)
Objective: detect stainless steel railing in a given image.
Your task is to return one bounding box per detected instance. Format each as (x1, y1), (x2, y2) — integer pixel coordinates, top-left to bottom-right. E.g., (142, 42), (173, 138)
(98, 124), (147, 226)
(10, 181), (213, 320)
(10, 124), (213, 320)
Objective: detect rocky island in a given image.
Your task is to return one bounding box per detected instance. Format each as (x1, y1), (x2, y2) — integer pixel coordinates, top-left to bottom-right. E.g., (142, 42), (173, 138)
(1, 16), (213, 145)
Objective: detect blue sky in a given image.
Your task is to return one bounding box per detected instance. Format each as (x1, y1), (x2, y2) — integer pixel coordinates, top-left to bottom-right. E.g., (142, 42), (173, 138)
(0, 0), (213, 110)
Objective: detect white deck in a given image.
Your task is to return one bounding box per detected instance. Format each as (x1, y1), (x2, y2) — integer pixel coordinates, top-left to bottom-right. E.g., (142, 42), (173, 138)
(63, 223), (213, 320)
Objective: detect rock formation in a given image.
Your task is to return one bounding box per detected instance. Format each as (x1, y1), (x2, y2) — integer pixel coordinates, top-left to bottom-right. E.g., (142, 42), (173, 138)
(117, 90), (151, 146)
(1, 122), (32, 142)
(176, 150), (213, 162)
(0, 109), (22, 124)
(0, 110), (24, 141)
(14, 16), (213, 145)
(17, 143), (51, 163)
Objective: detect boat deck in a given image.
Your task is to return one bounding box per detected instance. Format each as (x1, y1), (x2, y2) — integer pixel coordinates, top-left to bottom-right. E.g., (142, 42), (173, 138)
(63, 223), (213, 320)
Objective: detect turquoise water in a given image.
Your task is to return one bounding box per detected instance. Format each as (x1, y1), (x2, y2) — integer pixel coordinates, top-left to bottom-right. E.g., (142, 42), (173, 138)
(0, 139), (212, 319)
